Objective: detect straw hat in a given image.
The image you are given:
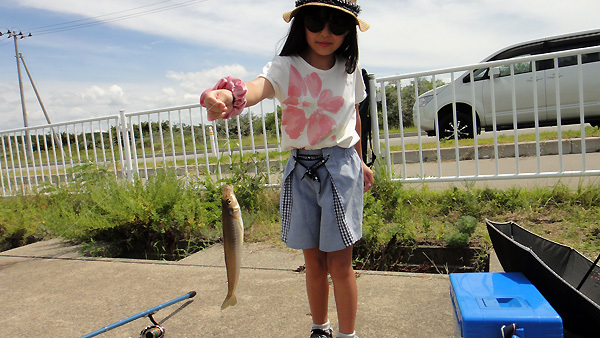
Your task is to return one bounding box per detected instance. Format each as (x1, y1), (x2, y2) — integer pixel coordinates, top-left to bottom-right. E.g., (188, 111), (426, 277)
(283, 0), (370, 32)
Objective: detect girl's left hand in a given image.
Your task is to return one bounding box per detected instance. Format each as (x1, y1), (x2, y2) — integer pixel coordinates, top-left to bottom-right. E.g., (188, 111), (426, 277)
(362, 162), (374, 192)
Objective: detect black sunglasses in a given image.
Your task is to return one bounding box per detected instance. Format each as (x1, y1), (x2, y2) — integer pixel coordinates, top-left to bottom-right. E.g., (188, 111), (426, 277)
(304, 13), (354, 36)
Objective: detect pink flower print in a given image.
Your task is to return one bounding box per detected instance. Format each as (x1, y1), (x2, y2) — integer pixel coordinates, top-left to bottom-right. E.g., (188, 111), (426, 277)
(281, 65), (345, 146)
(305, 72), (321, 97)
(317, 89), (343, 112)
(288, 65), (307, 98)
(282, 106), (307, 139)
(307, 112), (336, 146)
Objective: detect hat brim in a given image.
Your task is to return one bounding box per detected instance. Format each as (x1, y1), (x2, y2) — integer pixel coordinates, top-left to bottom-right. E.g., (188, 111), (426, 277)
(283, 3), (370, 32)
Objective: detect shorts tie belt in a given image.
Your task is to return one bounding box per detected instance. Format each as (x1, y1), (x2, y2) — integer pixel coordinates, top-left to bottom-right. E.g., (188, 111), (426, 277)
(294, 153), (331, 182)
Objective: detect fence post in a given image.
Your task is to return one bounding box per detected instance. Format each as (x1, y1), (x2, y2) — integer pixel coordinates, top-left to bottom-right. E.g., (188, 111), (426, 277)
(368, 73), (381, 164)
(119, 109), (134, 181)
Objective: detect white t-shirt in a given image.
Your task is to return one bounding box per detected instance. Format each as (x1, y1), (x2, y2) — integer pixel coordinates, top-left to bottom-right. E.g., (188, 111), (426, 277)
(260, 55), (367, 150)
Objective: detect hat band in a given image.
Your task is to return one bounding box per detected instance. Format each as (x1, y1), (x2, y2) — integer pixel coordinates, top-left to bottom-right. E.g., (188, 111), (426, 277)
(294, 0), (361, 16)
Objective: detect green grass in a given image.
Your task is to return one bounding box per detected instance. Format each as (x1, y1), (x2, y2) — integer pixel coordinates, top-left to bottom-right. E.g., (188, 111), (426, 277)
(1, 161), (599, 265)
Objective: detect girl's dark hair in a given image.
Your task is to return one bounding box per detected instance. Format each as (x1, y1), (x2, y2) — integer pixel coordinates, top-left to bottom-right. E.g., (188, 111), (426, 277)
(279, 6), (359, 74)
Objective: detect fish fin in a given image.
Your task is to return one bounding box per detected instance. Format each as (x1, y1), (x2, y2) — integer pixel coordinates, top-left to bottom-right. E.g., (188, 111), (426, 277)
(220, 294), (237, 310)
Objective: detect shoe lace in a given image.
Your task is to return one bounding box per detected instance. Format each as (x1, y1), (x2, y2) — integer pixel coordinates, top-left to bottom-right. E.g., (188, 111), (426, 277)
(310, 328), (333, 338)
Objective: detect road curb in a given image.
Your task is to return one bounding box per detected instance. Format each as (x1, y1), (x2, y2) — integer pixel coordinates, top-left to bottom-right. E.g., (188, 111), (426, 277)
(392, 138), (600, 164)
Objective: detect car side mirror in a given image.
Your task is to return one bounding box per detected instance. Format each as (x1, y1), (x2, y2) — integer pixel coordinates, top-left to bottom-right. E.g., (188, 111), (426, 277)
(490, 67), (500, 78)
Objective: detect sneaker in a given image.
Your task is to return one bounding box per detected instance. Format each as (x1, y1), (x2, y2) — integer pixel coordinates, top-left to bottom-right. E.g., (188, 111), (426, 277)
(310, 328), (333, 338)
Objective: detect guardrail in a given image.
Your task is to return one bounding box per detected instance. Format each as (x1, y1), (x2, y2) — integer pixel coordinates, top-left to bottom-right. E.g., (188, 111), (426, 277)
(0, 100), (284, 196)
(370, 45), (600, 183)
(2, 46), (600, 196)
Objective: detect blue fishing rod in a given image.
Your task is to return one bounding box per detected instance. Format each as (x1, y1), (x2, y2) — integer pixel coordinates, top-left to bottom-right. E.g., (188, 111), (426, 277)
(80, 291), (196, 338)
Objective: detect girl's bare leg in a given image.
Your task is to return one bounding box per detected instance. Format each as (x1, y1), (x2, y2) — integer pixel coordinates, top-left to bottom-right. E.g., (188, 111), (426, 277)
(303, 246), (357, 335)
(327, 245), (357, 335)
(303, 247), (330, 326)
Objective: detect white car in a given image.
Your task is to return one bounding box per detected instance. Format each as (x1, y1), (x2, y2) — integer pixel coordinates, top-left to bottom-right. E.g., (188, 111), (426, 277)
(413, 29), (600, 139)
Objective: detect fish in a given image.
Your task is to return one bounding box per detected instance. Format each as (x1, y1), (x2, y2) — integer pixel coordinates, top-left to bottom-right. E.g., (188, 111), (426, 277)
(220, 184), (244, 310)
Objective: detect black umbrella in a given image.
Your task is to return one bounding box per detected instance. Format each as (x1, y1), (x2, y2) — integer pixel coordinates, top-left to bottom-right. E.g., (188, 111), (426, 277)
(486, 219), (600, 337)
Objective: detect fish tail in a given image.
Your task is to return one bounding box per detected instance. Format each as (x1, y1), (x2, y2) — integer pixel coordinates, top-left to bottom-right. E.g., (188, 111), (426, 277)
(220, 294), (237, 310)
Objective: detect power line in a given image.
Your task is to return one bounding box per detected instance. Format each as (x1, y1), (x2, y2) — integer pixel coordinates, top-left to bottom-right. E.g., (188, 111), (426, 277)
(0, 0), (207, 49)
(32, 0), (203, 35)
(21, 0), (204, 36)
(25, 0), (175, 31)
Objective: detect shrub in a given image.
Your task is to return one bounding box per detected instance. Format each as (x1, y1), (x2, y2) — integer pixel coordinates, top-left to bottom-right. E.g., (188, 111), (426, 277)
(0, 195), (48, 251)
(444, 216), (477, 248)
(41, 166), (221, 260)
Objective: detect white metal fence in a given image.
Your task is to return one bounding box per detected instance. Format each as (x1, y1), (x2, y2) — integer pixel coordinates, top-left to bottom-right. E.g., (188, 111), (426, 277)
(372, 45), (600, 184)
(2, 46), (600, 196)
(0, 100), (284, 196)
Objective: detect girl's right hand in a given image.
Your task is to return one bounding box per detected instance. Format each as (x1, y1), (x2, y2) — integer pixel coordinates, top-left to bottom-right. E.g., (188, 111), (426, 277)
(202, 89), (234, 121)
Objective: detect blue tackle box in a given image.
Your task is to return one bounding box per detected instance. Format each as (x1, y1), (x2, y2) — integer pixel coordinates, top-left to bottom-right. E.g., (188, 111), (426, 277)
(450, 272), (563, 338)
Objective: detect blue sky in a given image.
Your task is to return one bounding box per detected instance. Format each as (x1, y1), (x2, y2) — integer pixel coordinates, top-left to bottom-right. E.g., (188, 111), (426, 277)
(1, 0), (599, 130)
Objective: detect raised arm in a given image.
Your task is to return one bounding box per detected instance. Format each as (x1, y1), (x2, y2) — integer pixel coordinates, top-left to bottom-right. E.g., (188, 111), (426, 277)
(201, 76), (274, 121)
(245, 77), (275, 107)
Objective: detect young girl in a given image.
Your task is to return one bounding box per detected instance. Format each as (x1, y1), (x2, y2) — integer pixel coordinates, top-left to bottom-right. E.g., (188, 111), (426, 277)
(201, 1), (373, 337)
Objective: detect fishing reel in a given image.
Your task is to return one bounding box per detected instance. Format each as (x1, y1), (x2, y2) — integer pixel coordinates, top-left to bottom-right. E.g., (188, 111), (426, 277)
(139, 314), (165, 338)
(81, 291), (195, 338)
(140, 325), (165, 338)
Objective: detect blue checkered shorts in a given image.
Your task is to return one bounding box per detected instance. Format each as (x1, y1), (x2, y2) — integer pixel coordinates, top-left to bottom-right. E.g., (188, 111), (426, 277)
(280, 146), (363, 252)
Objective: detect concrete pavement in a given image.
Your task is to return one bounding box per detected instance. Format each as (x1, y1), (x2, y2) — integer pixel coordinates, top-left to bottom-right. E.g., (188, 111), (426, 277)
(0, 239), (503, 337)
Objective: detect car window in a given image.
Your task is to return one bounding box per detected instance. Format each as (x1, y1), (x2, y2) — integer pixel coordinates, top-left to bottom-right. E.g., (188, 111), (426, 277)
(583, 52), (600, 63)
(558, 55), (578, 67)
(498, 61), (532, 77)
(538, 52), (600, 70)
(558, 52), (600, 67)
(472, 68), (488, 81)
(467, 59), (532, 82)
(464, 42), (600, 83)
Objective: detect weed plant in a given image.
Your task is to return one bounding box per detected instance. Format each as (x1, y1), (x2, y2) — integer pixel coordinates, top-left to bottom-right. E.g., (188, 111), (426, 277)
(354, 163), (600, 270)
(38, 164), (220, 259)
(0, 194), (48, 251)
(2, 158), (279, 260)
(0, 159), (599, 267)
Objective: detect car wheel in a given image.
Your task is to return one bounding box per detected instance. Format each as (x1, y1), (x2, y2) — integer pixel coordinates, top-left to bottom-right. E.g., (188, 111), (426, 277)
(438, 111), (477, 140)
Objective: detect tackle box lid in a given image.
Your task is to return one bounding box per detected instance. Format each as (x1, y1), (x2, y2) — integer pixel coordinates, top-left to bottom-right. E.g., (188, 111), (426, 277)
(450, 272), (563, 337)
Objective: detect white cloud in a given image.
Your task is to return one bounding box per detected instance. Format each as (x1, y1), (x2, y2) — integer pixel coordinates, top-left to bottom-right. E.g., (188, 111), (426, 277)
(14, 0), (600, 73)
(359, 0), (600, 73)
(166, 64), (250, 94)
(78, 85), (128, 106)
(0, 62), (251, 129)
(3, 0), (600, 130)
(162, 87), (177, 97)
(17, 0), (290, 57)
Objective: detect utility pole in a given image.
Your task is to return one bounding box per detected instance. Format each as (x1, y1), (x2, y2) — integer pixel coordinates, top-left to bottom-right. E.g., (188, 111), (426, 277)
(11, 30), (33, 160)
(1, 30), (64, 160)
(3, 30), (33, 129)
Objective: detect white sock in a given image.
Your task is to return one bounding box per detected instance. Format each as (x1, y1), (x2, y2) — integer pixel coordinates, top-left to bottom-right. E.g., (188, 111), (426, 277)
(312, 320), (331, 331)
(337, 331), (357, 338)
